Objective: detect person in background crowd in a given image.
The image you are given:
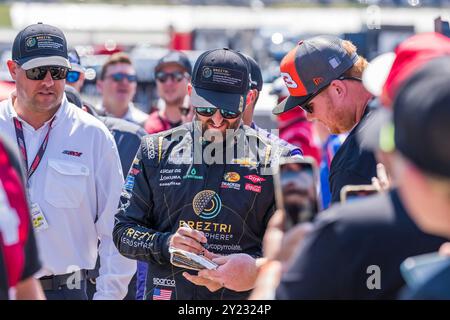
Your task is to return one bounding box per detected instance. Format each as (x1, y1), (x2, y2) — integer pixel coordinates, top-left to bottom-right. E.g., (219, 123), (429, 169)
(63, 47), (147, 179)
(273, 35), (377, 203)
(65, 48), (85, 93)
(241, 53), (302, 158)
(390, 56), (450, 299)
(0, 23), (135, 299)
(65, 85), (145, 300)
(96, 52), (148, 127)
(136, 50), (192, 300)
(0, 134), (44, 300)
(144, 51), (191, 134)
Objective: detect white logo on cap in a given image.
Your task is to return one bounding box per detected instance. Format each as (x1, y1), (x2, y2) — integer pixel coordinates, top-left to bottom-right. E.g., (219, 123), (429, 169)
(329, 57), (341, 69)
(202, 67), (212, 78)
(25, 37), (36, 48)
(281, 72), (298, 89)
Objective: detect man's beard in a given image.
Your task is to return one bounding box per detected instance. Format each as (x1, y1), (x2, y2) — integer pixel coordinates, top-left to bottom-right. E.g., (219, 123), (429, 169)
(201, 117), (241, 142)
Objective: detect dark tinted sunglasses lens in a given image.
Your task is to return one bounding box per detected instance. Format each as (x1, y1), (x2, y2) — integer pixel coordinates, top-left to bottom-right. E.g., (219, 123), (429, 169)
(66, 71), (80, 83)
(173, 72), (184, 82)
(26, 67), (46, 80)
(196, 107), (216, 117)
(127, 75), (137, 82)
(49, 67), (68, 80)
(220, 110), (240, 119)
(156, 72), (168, 82)
(157, 72), (184, 83)
(112, 73), (136, 82)
(25, 67), (67, 80)
(112, 73), (125, 82)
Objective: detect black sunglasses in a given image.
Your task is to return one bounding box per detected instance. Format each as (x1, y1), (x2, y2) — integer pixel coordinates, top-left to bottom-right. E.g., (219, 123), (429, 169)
(301, 76), (362, 114)
(156, 71), (186, 83)
(107, 73), (137, 83)
(25, 66), (69, 81)
(195, 107), (241, 120)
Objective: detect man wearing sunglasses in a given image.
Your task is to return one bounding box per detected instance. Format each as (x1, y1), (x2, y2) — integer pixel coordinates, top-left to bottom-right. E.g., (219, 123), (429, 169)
(96, 52), (148, 127)
(144, 51), (192, 134)
(0, 23), (135, 300)
(114, 48), (294, 300)
(273, 35), (378, 204)
(64, 47), (146, 300)
(65, 48), (85, 93)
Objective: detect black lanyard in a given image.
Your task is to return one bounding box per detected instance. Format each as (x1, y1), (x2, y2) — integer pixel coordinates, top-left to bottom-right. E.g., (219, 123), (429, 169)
(13, 117), (55, 181)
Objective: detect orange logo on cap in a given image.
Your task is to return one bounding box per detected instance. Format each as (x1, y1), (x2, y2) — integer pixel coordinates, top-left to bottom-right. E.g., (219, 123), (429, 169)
(313, 77), (324, 86)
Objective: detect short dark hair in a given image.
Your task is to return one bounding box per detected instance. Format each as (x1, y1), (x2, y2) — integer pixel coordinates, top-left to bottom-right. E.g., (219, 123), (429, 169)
(100, 52), (133, 80)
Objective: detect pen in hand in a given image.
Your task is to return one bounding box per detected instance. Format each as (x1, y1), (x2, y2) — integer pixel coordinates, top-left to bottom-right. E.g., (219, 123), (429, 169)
(181, 221), (208, 253)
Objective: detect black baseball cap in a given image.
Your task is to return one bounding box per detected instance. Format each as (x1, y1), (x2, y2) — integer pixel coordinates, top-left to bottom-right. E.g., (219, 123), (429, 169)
(190, 48), (250, 114)
(12, 23), (70, 70)
(242, 53), (263, 91)
(273, 35), (359, 115)
(394, 56), (450, 178)
(155, 51), (192, 76)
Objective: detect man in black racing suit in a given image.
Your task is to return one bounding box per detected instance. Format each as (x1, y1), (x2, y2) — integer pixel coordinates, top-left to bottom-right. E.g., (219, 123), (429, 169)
(113, 48), (297, 300)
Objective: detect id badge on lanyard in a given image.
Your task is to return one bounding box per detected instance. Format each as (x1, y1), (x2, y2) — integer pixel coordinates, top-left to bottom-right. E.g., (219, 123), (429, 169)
(13, 117), (55, 232)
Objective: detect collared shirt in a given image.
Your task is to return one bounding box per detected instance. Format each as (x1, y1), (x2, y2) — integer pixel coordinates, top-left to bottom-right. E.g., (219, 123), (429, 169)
(328, 103), (378, 203)
(99, 103), (148, 127)
(0, 93), (136, 300)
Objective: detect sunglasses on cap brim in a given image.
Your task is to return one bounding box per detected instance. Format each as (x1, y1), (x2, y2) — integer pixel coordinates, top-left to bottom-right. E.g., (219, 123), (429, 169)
(24, 65), (69, 81)
(195, 107), (241, 119)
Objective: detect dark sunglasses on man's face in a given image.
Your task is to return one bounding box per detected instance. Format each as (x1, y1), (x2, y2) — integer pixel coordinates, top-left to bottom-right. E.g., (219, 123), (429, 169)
(156, 71), (186, 83)
(195, 107), (241, 120)
(108, 73), (137, 83)
(25, 66), (69, 81)
(66, 71), (81, 83)
(301, 76), (362, 114)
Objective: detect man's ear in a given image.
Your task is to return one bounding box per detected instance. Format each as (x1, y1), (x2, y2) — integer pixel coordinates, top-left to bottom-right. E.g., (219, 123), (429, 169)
(330, 79), (347, 98)
(246, 89), (256, 106)
(7, 60), (18, 81)
(187, 83), (192, 96)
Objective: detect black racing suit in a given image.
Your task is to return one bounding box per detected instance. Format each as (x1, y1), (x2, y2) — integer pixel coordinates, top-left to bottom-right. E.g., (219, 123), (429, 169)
(113, 122), (294, 300)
